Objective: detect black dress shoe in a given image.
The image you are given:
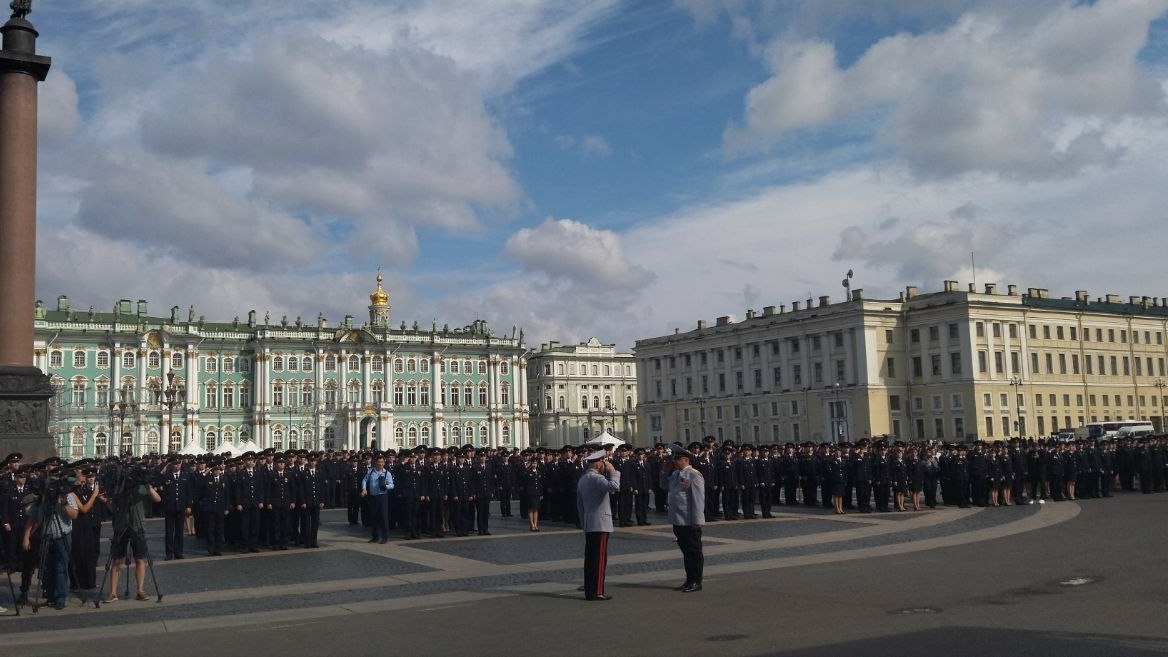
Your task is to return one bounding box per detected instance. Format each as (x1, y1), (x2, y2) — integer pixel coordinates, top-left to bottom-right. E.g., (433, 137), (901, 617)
(589, 594), (612, 601)
(681, 583), (702, 593)
(368, 538), (379, 543)
(674, 582), (693, 591)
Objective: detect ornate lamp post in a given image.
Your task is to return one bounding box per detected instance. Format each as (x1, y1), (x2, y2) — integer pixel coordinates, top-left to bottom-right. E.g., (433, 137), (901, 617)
(110, 385), (137, 456)
(1009, 376), (1023, 438)
(162, 371), (184, 453)
(1155, 378), (1166, 433)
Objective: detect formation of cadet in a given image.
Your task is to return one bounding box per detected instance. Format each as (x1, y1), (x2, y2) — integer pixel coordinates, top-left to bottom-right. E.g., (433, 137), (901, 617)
(2, 434), (1166, 575)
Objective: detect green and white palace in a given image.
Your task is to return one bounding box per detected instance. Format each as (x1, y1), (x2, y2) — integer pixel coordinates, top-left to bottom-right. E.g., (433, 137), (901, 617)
(34, 273), (531, 458)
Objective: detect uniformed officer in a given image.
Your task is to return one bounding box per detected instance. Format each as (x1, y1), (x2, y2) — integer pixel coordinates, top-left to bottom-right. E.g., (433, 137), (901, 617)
(297, 454), (327, 548)
(161, 457), (194, 559)
(199, 462), (231, 555)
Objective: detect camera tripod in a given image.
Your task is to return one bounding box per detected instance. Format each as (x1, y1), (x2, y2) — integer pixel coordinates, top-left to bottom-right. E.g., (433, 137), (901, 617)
(29, 486), (84, 614)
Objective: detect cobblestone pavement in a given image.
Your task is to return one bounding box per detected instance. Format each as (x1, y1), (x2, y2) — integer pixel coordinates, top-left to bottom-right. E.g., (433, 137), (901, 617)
(0, 495), (1078, 645)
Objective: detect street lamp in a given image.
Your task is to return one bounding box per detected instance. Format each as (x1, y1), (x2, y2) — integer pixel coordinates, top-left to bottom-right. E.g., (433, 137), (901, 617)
(605, 400), (616, 438)
(1009, 376), (1023, 438)
(831, 382), (843, 443)
(162, 371), (185, 454)
(1155, 378), (1167, 432)
(697, 397), (707, 437)
(110, 385), (137, 456)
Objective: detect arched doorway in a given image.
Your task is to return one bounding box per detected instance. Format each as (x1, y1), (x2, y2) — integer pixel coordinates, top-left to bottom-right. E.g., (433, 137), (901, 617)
(359, 416), (377, 450)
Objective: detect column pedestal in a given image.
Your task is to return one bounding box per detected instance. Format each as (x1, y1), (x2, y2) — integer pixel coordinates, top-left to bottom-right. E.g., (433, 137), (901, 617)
(0, 365), (56, 460)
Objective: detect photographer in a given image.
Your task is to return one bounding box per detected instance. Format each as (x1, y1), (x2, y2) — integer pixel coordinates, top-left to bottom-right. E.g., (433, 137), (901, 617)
(100, 477), (161, 602)
(22, 480), (80, 610)
(360, 454), (394, 544)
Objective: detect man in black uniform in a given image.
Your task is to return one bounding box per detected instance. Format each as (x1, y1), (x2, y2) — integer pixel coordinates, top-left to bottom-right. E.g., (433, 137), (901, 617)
(298, 455), (327, 547)
(199, 462), (231, 556)
(631, 447), (652, 526)
(737, 445), (759, 519)
(343, 456), (365, 525)
(396, 451), (422, 539)
(471, 450), (494, 535)
(872, 442), (891, 512)
(852, 439), (874, 512)
(757, 445), (776, 518)
(951, 445), (970, 508)
(160, 458), (194, 560)
(798, 442), (817, 507)
(233, 453), (266, 552)
(716, 446), (739, 520)
(268, 457), (296, 550)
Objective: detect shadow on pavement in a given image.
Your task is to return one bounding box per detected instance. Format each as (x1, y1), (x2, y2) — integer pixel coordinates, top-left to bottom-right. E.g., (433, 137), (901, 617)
(762, 626), (1168, 657)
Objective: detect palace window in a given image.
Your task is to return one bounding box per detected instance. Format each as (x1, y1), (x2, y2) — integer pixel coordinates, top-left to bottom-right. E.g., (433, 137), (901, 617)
(222, 384), (235, 409)
(347, 356), (360, 371)
(464, 385), (474, 406)
(50, 350), (63, 368)
(419, 383), (430, 407)
(287, 356), (298, 371)
(301, 382), (313, 406)
(303, 356), (313, 371)
(122, 351), (136, 369)
(393, 382), (403, 406)
(479, 384), (488, 406)
(73, 350), (87, 368)
(273, 355), (283, 371)
(325, 355), (337, 372)
(478, 360), (488, 374)
(204, 356), (217, 373)
(272, 382), (284, 407)
(372, 356), (383, 372)
(71, 378), (87, 407)
(169, 352), (182, 369)
(240, 383), (251, 408)
(407, 382), (418, 406)
(148, 351), (160, 369)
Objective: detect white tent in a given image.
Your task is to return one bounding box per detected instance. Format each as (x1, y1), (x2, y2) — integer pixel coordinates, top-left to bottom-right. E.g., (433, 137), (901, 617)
(587, 431), (625, 450)
(178, 440), (205, 456)
(214, 442), (236, 455)
(235, 439), (260, 454)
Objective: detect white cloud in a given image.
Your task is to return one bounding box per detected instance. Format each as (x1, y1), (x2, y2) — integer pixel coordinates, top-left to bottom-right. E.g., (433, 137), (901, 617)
(505, 217), (653, 290)
(38, 70), (81, 145)
(725, 0), (1168, 179)
(554, 133), (614, 157)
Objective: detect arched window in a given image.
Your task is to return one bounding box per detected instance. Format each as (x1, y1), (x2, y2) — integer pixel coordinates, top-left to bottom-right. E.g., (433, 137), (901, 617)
(463, 359), (472, 374)
(479, 384), (488, 406)
(147, 351), (160, 369)
(272, 429), (284, 451)
(324, 380), (338, 409)
(420, 424), (431, 445)
(500, 383), (511, 406)
(97, 351), (110, 368)
(288, 429), (299, 450)
(501, 361), (510, 375)
(223, 426), (236, 448)
(324, 354), (337, 371)
(170, 351), (184, 369)
(168, 427), (181, 453)
(122, 351), (136, 369)
(70, 427), (86, 458)
(407, 382), (418, 406)
(449, 360), (459, 374)
(591, 364), (598, 376)
(501, 424), (511, 445)
(558, 395), (565, 410)
(273, 355), (284, 371)
(479, 425), (488, 446)
(372, 356), (383, 372)
(71, 377), (87, 407)
(407, 425), (418, 447)
(94, 431), (109, 457)
(347, 355), (360, 371)
(50, 350), (63, 368)
(419, 382), (431, 407)
(420, 359), (430, 373)
(478, 360), (487, 374)
(581, 395), (588, 409)
(204, 356), (217, 373)
(394, 358), (404, 373)
(303, 429), (314, 448)
(287, 355), (298, 371)
(347, 380), (361, 405)
(73, 349), (87, 368)
(604, 395), (612, 409)
(323, 426), (335, 449)
(451, 424), (462, 442)
(395, 424), (405, 447)
(303, 356), (313, 371)
(593, 395), (600, 409)
(240, 357), (251, 373)
(239, 428), (251, 445)
(463, 384), (473, 407)
(545, 395), (552, 410)
(393, 382), (404, 406)
(372, 380), (385, 405)
(557, 363), (564, 375)
(406, 358), (417, 373)
(205, 428), (218, 452)
(604, 364), (611, 376)
(626, 396), (633, 410)
(145, 429), (160, 455)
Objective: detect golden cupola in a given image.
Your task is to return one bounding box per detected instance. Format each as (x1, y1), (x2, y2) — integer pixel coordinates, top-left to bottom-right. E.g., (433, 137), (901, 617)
(368, 269), (390, 328)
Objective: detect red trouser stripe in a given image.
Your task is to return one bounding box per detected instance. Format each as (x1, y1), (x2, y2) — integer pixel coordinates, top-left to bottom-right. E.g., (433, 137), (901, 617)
(598, 532), (608, 595)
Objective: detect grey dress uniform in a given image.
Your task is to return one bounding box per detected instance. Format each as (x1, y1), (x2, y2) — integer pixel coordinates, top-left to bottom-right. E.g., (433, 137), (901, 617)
(663, 464), (706, 590)
(577, 467), (620, 600)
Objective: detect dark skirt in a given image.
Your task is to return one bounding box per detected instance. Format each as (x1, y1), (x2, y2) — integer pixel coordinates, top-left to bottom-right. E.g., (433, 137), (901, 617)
(524, 494), (543, 511)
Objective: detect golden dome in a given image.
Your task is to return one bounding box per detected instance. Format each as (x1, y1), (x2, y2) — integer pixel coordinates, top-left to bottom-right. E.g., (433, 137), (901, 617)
(369, 270), (389, 307)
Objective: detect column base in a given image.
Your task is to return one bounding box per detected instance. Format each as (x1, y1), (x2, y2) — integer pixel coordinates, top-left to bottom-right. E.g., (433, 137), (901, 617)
(0, 364), (56, 461)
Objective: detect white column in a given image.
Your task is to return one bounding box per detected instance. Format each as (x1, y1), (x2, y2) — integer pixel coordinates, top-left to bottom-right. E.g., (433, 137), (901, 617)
(362, 350), (371, 405)
(432, 351), (444, 446)
(187, 347), (199, 446)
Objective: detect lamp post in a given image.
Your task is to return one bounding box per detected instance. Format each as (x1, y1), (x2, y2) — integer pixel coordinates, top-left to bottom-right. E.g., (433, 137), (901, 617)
(162, 371), (184, 454)
(1155, 378), (1166, 433)
(110, 385), (137, 456)
(697, 397), (707, 437)
(831, 382), (843, 443)
(605, 400), (616, 438)
(1009, 376), (1023, 438)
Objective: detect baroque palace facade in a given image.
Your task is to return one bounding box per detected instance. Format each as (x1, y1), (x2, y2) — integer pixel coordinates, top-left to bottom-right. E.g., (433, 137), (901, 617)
(36, 274), (530, 458)
(636, 281), (1168, 445)
(526, 338), (638, 448)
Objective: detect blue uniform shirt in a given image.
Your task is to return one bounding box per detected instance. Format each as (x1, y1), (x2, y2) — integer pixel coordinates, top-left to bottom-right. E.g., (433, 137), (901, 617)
(363, 467), (395, 496)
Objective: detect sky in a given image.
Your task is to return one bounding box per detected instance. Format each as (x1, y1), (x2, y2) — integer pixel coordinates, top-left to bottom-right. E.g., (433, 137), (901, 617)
(27, 0), (1168, 351)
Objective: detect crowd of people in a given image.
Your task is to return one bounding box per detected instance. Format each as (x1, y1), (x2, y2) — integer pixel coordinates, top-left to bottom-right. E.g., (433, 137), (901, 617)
(2, 434), (1166, 610)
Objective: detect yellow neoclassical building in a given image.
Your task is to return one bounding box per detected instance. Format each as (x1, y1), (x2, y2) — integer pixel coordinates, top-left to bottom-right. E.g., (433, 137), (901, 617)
(635, 281), (1168, 445)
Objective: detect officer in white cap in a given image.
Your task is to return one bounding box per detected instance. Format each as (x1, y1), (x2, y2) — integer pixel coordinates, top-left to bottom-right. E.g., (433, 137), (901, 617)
(577, 449), (620, 601)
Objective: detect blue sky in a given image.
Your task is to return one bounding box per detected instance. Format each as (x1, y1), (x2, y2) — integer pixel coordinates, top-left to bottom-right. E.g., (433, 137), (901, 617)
(27, 0), (1168, 349)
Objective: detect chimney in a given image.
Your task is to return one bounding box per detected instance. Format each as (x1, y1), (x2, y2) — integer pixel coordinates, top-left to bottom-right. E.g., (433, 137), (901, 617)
(746, 309), (757, 319)
(762, 306), (776, 316)
(1130, 295), (1142, 305)
(852, 289), (864, 300)
(779, 304), (786, 313)
(136, 299), (148, 317)
(56, 295), (69, 312)
(1105, 294), (1120, 304)
(118, 299), (132, 315)
(716, 315), (731, 327)
(984, 283), (997, 295)
(905, 286), (918, 299)
(697, 319), (707, 330)
(792, 301), (802, 312)
(1007, 284), (1018, 296)
(344, 314), (354, 328)
(1142, 296), (1151, 308)
(1075, 290), (1089, 303)
(806, 297), (814, 309)
(943, 280), (958, 292)
(1027, 287), (1040, 298)
(898, 292), (906, 302)
(818, 295), (830, 307)
(968, 283), (976, 292)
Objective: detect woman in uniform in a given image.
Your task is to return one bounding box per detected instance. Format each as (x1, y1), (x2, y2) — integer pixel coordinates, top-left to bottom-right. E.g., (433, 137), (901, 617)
(828, 445), (847, 515)
(522, 455), (545, 531)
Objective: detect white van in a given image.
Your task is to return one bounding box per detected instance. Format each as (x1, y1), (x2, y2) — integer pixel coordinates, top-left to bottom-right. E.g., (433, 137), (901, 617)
(1114, 423), (1155, 439)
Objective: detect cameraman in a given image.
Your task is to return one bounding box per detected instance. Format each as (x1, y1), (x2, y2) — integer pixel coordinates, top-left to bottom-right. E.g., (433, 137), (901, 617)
(21, 481), (80, 610)
(100, 477), (161, 602)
